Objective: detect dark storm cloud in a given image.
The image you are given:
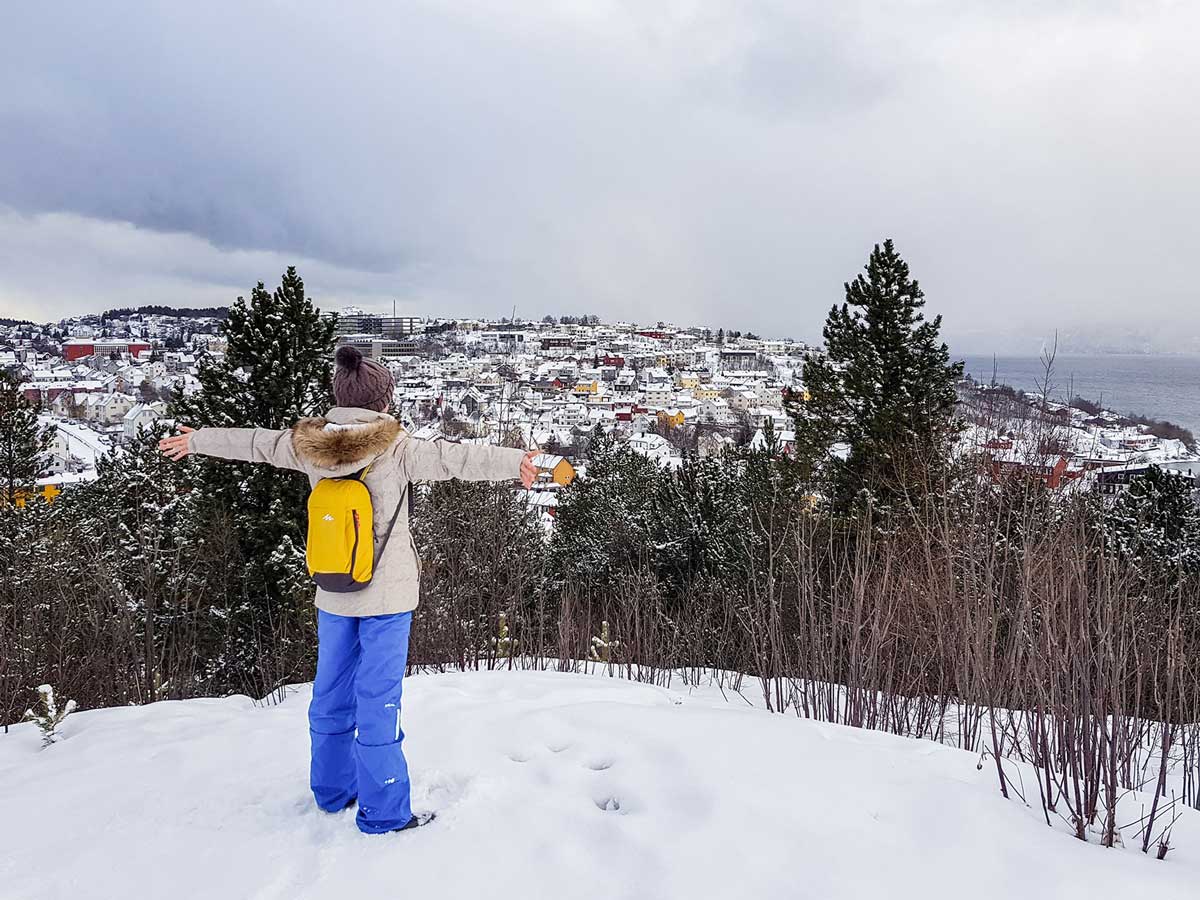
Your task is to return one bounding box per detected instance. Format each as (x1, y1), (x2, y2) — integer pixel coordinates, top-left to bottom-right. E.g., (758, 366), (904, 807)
(1, 2), (1197, 351)
(0, 2), (430, 269)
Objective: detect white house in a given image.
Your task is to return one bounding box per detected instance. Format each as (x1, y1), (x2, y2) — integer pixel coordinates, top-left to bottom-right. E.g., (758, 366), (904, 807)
(82, 392), (136, 425)
(123, 401), (168, 440)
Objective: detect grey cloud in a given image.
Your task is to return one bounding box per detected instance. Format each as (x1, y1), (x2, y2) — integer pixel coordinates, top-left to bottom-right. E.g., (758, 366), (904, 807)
(1, 2), (1198, 349)
(0, 209), (411, 321)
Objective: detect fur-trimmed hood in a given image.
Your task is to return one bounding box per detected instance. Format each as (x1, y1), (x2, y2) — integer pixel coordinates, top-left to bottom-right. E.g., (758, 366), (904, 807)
(292, 409), (403, 472)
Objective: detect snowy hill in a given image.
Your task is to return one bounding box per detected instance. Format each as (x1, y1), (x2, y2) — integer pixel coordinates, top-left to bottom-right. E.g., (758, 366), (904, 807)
(1, 671), (1196, 899)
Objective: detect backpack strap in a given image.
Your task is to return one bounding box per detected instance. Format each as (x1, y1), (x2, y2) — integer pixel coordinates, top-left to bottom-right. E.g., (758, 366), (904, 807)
(372, 483), (407, 568)
(349, 464), (407, 569)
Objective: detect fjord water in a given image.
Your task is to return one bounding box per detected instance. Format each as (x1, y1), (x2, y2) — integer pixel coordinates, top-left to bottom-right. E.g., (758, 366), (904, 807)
(958, 354), (1200, 434)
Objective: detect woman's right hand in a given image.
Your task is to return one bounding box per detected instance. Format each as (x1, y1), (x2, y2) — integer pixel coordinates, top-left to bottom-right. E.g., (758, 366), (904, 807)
(158, 426), (196, 461)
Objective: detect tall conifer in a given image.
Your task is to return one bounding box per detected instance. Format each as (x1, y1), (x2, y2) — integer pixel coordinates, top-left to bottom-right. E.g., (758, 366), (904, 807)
(171, 268), (336, 688)
(0, 371), (53, 501)
(787, 240), (963, 509)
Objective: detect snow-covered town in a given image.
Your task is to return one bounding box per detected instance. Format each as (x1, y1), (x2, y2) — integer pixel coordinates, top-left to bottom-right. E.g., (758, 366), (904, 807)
(3, 306), (1197, 521)
(3, 307), (814, 514)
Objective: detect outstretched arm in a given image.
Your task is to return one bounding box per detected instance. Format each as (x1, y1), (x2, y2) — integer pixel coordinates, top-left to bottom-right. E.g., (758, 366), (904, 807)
(400, 437), (538, 488)
(158, 425), (305, 472)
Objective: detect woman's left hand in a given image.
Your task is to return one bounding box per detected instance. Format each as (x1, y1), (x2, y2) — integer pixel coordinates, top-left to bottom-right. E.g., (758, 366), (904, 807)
(519, 450), (538, 489)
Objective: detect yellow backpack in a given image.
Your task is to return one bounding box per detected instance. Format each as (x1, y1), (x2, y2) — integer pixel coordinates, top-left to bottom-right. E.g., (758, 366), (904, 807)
(305, 465), (404, 593)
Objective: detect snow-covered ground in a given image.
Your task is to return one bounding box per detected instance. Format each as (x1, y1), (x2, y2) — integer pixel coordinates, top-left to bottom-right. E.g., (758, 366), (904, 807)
(1, 670), (1196, 899)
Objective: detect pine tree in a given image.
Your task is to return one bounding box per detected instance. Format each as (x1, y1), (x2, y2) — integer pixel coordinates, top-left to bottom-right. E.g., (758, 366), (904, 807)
(173, 268), (335, 429)
(786, 240), (963, 510)
(1105, 466), (1200, 587)
(66, 425), (215, 699)
(492, 611), (514, 660)
(0, 486), (60, 729)
(651, 452), (746, 590)
(550, 428), (662, 588)
(23, 684), (76, 748)
(170, 268), (336, 691)
(588, 620), (620, 664)
(0, 370), (53, 502)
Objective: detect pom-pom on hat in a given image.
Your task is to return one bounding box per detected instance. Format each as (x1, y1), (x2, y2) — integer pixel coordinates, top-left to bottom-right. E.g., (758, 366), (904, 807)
(332, 345), (395, 412)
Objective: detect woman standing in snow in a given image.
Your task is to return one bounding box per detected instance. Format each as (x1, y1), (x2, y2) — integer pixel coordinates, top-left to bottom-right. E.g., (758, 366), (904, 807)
(159, 346), (536, 834)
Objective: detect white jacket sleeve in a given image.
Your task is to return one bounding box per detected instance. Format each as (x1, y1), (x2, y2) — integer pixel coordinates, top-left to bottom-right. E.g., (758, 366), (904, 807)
(399, 436), (524, 483)
(189, 427), (306, 472)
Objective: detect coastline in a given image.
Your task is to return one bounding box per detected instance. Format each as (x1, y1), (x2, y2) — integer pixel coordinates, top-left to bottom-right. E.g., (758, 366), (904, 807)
(956, 352), (1200, 437)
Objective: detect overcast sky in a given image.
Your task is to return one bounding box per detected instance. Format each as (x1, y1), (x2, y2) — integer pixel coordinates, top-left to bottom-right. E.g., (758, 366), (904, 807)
(1, 2), (1197, 352)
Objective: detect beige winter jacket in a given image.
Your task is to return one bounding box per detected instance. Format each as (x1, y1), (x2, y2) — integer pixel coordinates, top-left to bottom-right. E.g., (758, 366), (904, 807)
(188, 406), (526, 617)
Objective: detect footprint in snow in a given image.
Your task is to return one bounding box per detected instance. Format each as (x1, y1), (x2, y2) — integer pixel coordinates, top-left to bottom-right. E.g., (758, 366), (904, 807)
(594, 795), (624, 814)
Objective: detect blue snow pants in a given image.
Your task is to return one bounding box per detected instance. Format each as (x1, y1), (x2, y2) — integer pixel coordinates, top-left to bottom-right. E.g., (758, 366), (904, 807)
(309, 609), (414, 834)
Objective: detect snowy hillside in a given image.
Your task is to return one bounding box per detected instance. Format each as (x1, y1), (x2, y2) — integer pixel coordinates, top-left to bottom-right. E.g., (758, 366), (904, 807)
(1, 671), (1196, 900)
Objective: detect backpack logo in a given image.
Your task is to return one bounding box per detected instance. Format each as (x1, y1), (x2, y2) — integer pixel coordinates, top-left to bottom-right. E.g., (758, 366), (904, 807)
(322, 514), (334, 522)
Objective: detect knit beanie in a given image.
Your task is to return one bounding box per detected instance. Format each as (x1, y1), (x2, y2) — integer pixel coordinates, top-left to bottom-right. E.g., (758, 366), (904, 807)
(332, 345), (394, 412)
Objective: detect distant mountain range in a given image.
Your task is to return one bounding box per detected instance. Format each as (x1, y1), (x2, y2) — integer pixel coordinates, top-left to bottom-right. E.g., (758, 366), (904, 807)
(97, 305), (229, 321)
(950, 323), (1200, 357)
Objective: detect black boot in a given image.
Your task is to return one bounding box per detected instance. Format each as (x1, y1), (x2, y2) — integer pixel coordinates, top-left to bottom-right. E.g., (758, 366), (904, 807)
(392, 811), (436, 833)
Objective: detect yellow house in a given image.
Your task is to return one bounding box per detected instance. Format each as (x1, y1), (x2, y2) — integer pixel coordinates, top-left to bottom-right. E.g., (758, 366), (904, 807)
(657, 409), (685, 429)
(531, 453), (576, 486)
(694, 385), (722, 401)
(676, 373), (700, 390)
(572, 380), (600, 394)
(11, 483), (61, 507)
